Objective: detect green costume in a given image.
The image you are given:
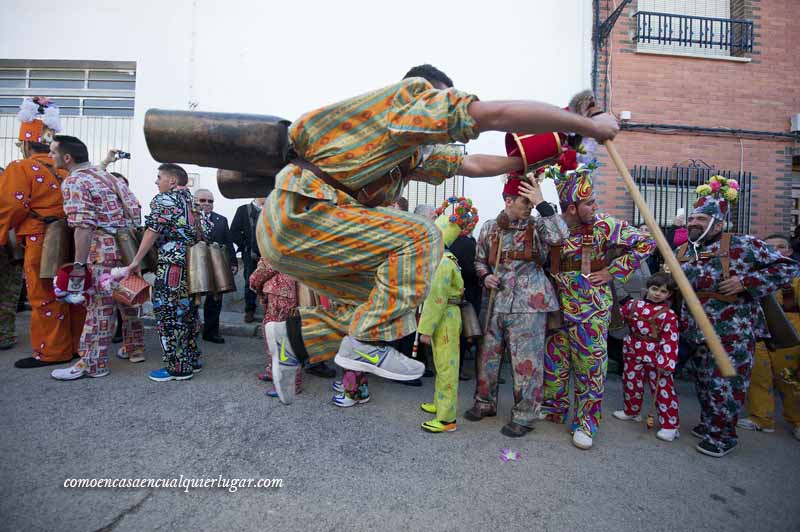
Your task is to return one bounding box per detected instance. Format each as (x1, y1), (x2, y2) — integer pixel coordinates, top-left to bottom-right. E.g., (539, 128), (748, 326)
(418, 250), (464, 423)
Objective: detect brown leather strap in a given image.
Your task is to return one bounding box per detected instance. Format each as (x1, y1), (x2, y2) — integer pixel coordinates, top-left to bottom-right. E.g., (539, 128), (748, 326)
(719, 232), (731, 280)
(781, 284), (798, 313)
(291, 159), (358, 198)
(549, 245), (561, 274)
(580, 233), (593, 276)
(291, 158), (411, 207)
(629, 307), (662, 341)
(559, 258), (608, 273)
(488, 223), (539, 265)
(696, 291), (738, 303)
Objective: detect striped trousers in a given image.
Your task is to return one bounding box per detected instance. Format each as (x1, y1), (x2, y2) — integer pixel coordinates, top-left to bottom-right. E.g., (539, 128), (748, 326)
(259, 188), (442, 363)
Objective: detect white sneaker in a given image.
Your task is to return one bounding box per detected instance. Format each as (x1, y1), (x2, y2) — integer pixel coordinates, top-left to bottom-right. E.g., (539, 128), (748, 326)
(656, 428), (680, 442)
(793, 426), (800, 441)
(128, 351), (146, 364)
(264, 321), (299, 405)
(612, 410), (643, 422)
(333, 336), (424, 381)
(116, 347), (129, 359)
(736, 417), (775, 433)
(572, 429), (593, 450)
(51, 361), (109, 381)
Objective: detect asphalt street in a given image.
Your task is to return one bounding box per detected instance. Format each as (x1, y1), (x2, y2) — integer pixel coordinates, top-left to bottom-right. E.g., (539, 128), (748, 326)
(1, 315), (799, 532)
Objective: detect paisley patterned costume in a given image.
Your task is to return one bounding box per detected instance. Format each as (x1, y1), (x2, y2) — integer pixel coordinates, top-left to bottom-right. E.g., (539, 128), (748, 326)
(541, 214), (655, 436)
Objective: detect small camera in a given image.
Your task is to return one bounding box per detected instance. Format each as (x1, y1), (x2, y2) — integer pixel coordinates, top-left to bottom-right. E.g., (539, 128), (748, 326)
(115, 151), (131, 160)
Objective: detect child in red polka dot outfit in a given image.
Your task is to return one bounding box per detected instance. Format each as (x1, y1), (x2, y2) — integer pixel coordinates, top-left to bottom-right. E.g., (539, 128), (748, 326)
(613, 272), (681, 442)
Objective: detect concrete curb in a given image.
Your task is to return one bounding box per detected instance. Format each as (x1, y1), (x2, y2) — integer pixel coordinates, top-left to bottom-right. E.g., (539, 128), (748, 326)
(141, 316), (264, 338)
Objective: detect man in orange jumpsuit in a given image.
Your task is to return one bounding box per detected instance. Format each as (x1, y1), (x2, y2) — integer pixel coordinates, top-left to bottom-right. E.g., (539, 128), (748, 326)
(0, 97), (85, 368)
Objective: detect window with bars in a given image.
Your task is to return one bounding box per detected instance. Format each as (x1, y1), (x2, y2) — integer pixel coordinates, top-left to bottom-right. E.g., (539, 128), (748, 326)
(634, 0), (753, 58)
(0, 61), (136, 117)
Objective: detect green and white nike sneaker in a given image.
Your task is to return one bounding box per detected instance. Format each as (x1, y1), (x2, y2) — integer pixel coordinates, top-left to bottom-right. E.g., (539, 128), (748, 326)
(264, 321), (300, 405)
(333, 336), (424, 381)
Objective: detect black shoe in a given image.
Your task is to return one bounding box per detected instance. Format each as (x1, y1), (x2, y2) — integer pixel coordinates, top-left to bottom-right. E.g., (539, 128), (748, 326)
(458, 369), (471, 381)
(696, 439), (736, 458)
(501, 422), (533, 438)
(423, 368), (434, 378)
(244, 311), (256, 323)
(498, 376), (506, 385)
(111, 335), (123, 344)
(464, 405), (496, 421)
(305, 362), (336, 379)
(15, 356), (71, 369)
(202, 335), (225, 344)
(690, 424), (708, 439)
(398, 378), (422, 387)
(16, 303), (31, 313)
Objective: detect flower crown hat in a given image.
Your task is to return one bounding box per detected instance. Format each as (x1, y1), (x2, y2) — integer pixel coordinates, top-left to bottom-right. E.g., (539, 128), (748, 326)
(692, 175), (739, 220)
(17, 97), (62, 144)
(434, 196), (479, 247)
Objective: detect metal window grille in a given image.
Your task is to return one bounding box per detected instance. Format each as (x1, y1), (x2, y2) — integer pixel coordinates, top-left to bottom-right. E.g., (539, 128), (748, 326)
(630, 163), (752, 234)
(634, 11), (753, 55)
(403, 144), (467, 213)
(0, 61), (136, 117)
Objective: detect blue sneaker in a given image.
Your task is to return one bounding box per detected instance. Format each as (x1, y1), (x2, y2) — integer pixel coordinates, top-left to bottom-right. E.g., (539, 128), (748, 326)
(331, 380), (344, 393)
(264, 321), (300, 405)
(332, 392), (370, 407)
(148, 367), (193, 382)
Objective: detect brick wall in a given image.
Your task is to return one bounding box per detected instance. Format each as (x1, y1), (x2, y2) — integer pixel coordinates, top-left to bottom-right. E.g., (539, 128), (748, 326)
(592, 0), (799, 238)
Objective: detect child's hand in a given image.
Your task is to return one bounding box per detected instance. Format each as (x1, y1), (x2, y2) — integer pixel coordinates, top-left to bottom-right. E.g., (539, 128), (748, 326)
(419, 334), (432, 345)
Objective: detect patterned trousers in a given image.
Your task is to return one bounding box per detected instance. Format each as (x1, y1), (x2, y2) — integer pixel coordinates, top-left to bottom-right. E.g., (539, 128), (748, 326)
(473, 312), (548, 427)
(621, 357), (679, 429)
(260, 188), (441, 363)
(152, 262), (200, 374)
(79, 261), (144, 375)
(694, 339), (754, 448)
(542, 312), (609, 436)
(23, 234), (85, 362)
(0, 252), (22, 343)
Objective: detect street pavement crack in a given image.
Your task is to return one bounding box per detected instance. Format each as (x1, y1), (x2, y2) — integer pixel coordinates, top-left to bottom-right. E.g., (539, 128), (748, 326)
(92, 490), (154, 532)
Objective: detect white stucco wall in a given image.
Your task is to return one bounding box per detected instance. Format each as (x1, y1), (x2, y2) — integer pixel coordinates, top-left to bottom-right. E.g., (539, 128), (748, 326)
(0, 0), (593, 227)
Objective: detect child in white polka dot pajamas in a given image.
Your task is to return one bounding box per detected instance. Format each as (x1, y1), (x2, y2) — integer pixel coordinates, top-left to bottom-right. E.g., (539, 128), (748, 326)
(613, 272), (681, 442)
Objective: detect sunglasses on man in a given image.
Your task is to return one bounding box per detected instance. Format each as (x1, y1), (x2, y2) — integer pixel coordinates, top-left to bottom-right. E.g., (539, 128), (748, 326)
(197, 199), (214, 203)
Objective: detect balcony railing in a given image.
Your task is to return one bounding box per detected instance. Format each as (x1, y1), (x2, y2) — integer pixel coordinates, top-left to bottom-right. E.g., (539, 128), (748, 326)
(633, 11), (754, 55)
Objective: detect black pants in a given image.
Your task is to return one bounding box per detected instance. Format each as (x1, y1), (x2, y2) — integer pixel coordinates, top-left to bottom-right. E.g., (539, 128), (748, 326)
(203, 294), (223, 337)
(242, 254), (259, 313)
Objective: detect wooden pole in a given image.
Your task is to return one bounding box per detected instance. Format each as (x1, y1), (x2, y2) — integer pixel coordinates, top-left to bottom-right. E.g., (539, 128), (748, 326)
(483, 233), (503, 335)
(603, 140), (735, 377)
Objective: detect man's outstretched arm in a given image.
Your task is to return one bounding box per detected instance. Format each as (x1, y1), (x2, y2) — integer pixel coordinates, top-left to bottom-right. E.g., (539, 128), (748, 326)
(468, 100), (618, 142)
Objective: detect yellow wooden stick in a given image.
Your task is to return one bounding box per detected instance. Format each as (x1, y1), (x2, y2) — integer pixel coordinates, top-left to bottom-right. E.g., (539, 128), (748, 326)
(603, 140), (735, 377)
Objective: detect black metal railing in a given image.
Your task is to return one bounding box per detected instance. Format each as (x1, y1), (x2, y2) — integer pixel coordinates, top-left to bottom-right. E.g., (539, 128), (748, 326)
(630, 165), (752, 234)
(633, 11), (754, 54)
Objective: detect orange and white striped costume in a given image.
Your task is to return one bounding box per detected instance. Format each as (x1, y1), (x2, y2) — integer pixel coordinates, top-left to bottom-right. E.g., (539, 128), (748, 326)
(258, 78), (479, 362)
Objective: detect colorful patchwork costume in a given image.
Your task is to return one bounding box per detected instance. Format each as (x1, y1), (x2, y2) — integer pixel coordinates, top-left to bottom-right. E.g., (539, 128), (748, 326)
(58, 163), (144, 377)
(469, 179), (568, 433)
(677, 176), (797, 455)
(0, 99), (85, 365)
(540, 150), (655, 443)
(417, 197), (478, 433)
(146, 188), (210, 376)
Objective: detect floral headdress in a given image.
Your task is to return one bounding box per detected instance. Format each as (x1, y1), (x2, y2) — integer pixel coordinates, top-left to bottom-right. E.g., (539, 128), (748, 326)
(434, 196), (479, 246)
(693, 175), (739, 219)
